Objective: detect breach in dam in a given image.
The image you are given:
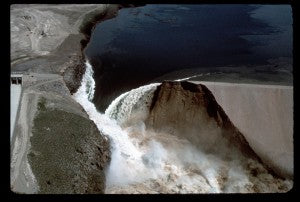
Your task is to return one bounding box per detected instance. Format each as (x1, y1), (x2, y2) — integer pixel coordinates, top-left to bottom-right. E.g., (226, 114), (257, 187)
(10, 4), (293, 194)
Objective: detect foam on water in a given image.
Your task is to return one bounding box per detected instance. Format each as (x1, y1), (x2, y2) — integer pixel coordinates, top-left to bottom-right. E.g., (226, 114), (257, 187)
(105, 82), (160, 125)
(73, 61), (292, 193)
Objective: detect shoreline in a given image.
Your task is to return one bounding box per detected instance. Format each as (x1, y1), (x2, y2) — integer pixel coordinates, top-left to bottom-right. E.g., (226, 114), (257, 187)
(150, 65), (293, 87)
(191, 81), (293, 88)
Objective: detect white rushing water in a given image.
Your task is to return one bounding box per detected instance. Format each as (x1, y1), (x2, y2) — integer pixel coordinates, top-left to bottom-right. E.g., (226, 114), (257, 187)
(73, 61), (292, 193)
(73, 61), (165, 191)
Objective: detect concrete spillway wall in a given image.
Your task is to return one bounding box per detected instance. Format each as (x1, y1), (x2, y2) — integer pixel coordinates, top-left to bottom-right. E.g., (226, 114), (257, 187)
(10, 74), (23, 142)
(192, 81), (293, 178)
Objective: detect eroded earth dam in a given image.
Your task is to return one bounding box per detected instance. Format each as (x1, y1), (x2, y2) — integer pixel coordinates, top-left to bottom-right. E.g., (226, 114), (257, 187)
(10, 4), (293, 194)
(75, 4), (293, 193)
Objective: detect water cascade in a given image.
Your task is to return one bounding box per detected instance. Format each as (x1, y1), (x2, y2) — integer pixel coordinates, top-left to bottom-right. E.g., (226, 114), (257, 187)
(73, 61), (292, 193)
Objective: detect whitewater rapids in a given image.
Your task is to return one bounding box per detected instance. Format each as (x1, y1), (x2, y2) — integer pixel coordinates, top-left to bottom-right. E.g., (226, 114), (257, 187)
(73, 61), (292, 193)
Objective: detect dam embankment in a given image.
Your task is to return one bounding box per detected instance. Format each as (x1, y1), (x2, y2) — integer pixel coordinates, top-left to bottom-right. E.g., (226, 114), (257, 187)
(10, 4), (121, 193)
(10, 4), (294, 194)
(193, 81), (293, 178)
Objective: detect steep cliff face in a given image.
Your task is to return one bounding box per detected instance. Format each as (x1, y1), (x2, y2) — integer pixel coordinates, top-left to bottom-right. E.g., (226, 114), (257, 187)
(146, 82), (292, 192)
(146, 81), (258, 159)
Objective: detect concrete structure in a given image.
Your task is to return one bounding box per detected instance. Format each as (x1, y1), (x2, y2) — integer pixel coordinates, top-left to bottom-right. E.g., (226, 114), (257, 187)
(11, 73), (23, 85)
(11, 72), (23, 142)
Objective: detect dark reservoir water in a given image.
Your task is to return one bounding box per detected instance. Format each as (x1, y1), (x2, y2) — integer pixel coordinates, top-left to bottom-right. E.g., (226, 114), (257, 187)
(85, 4), (293, 112)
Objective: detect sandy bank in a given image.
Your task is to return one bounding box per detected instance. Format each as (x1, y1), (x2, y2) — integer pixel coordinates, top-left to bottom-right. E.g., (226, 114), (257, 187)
(191, 81), (293, 178)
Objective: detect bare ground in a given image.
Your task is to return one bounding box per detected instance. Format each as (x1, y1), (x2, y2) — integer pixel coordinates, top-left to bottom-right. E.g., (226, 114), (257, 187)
(10, 4), (118, 193)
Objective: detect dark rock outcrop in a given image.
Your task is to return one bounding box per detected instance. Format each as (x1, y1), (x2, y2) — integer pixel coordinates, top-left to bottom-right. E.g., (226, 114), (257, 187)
(62, 5), (121, 95)
(63, 55), (86, 94)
